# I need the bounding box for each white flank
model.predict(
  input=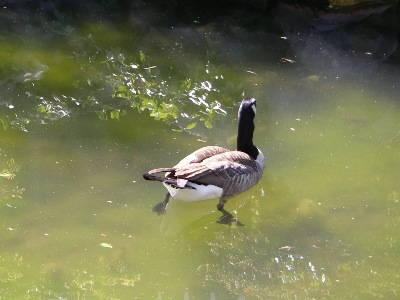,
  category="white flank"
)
[163,182,223,202]
[256,148,265,170]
